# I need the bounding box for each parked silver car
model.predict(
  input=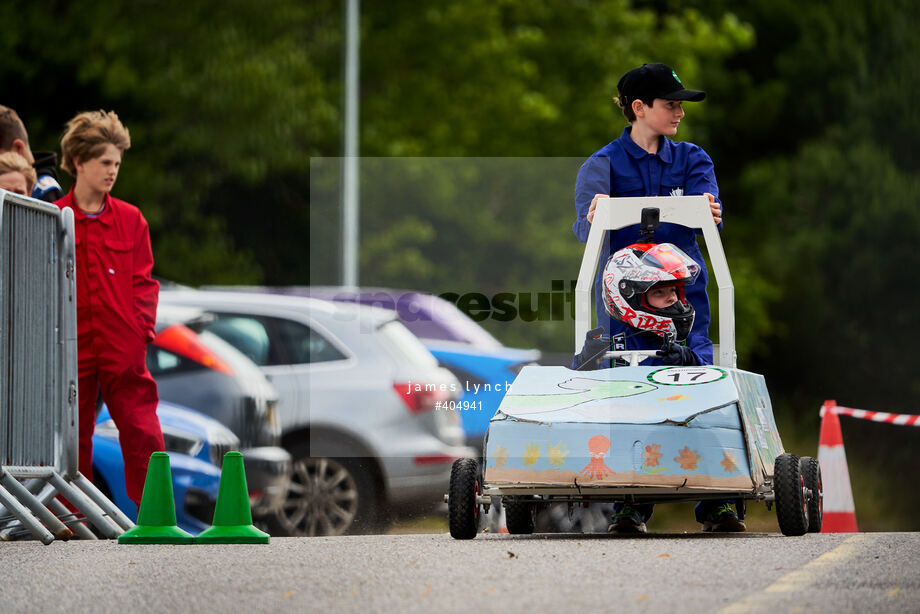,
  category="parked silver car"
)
[158,290,475,536]
[150,305,291,522]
